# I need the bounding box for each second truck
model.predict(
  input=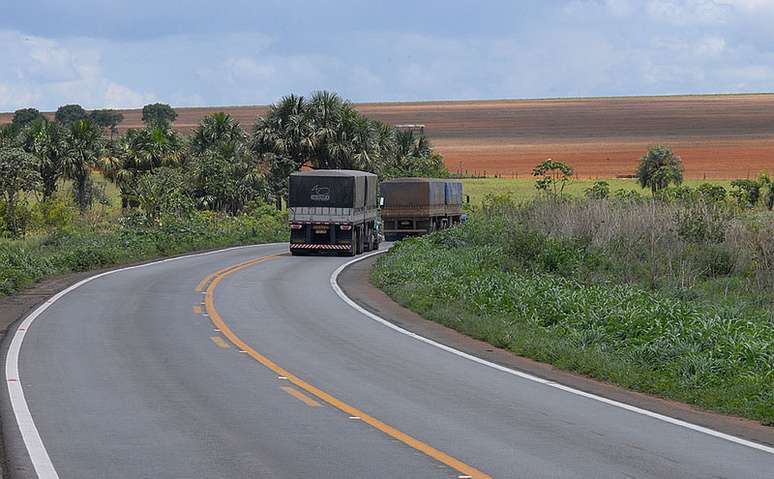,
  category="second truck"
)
[380,177,463,241]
